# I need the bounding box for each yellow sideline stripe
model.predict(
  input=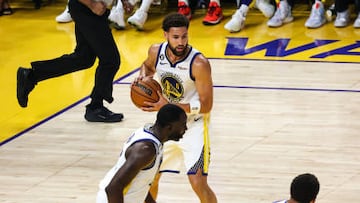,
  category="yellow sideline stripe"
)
[203,113,211,174]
